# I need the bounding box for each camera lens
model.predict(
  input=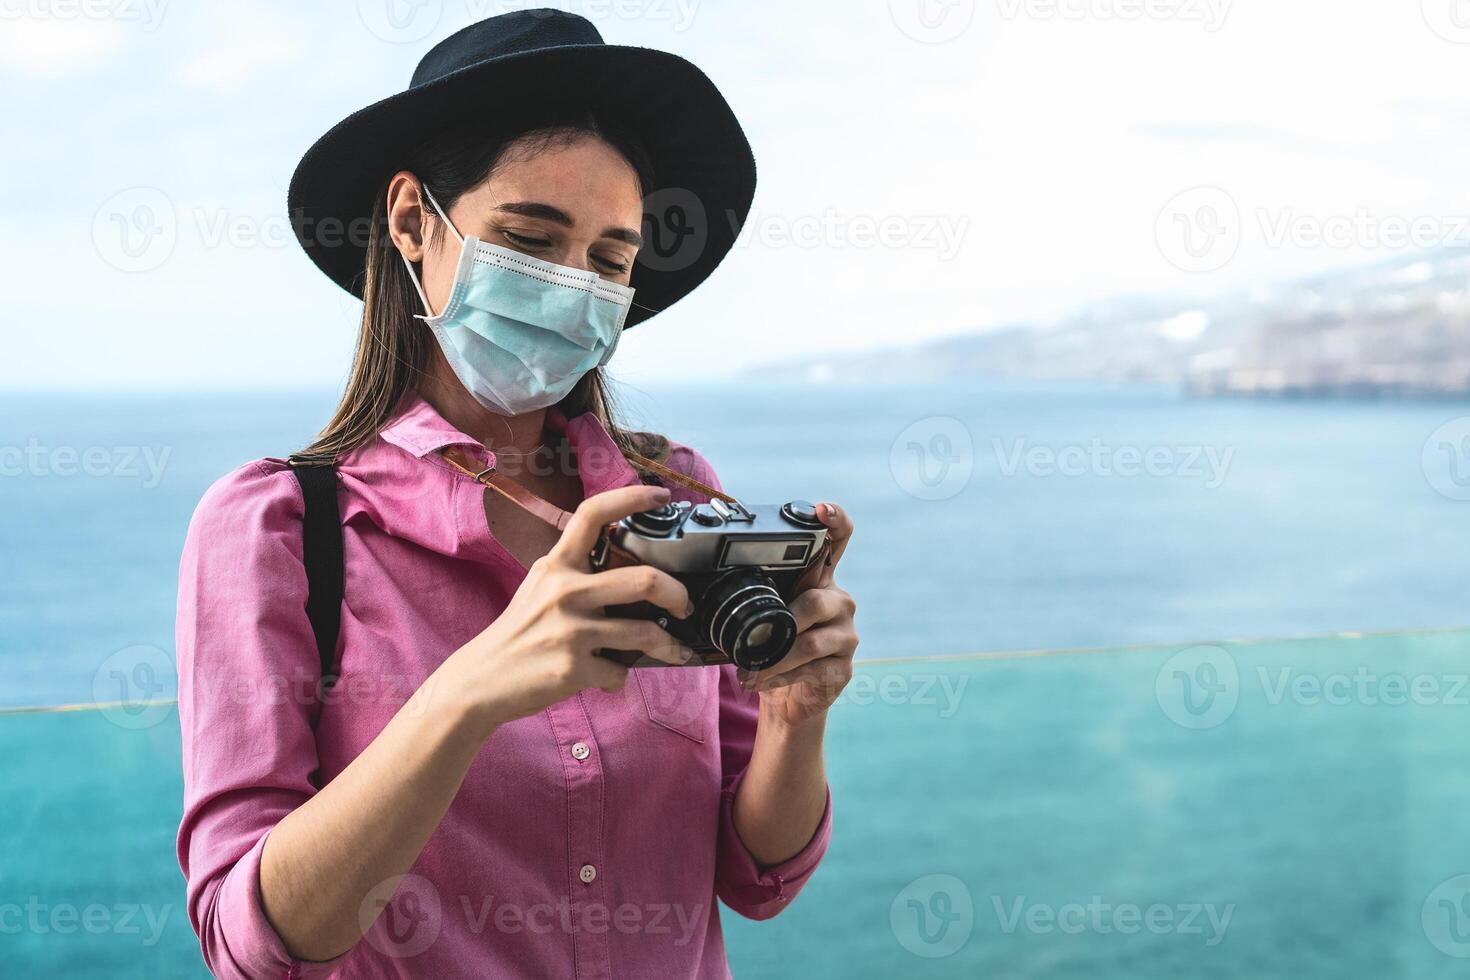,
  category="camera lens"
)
[702,569,798,671]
